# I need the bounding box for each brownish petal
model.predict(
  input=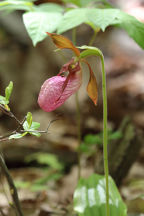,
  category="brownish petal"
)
[46,32,80,57]
[83,59,98,105]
